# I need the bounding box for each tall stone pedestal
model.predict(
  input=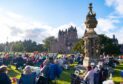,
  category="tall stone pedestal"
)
[82,3,100,67]
[83,57,90,67]
[82,35,99,67]
[83,56,99,67]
